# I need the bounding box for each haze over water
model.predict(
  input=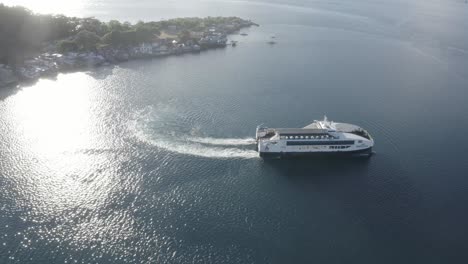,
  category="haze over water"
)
[1,0,468,263]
